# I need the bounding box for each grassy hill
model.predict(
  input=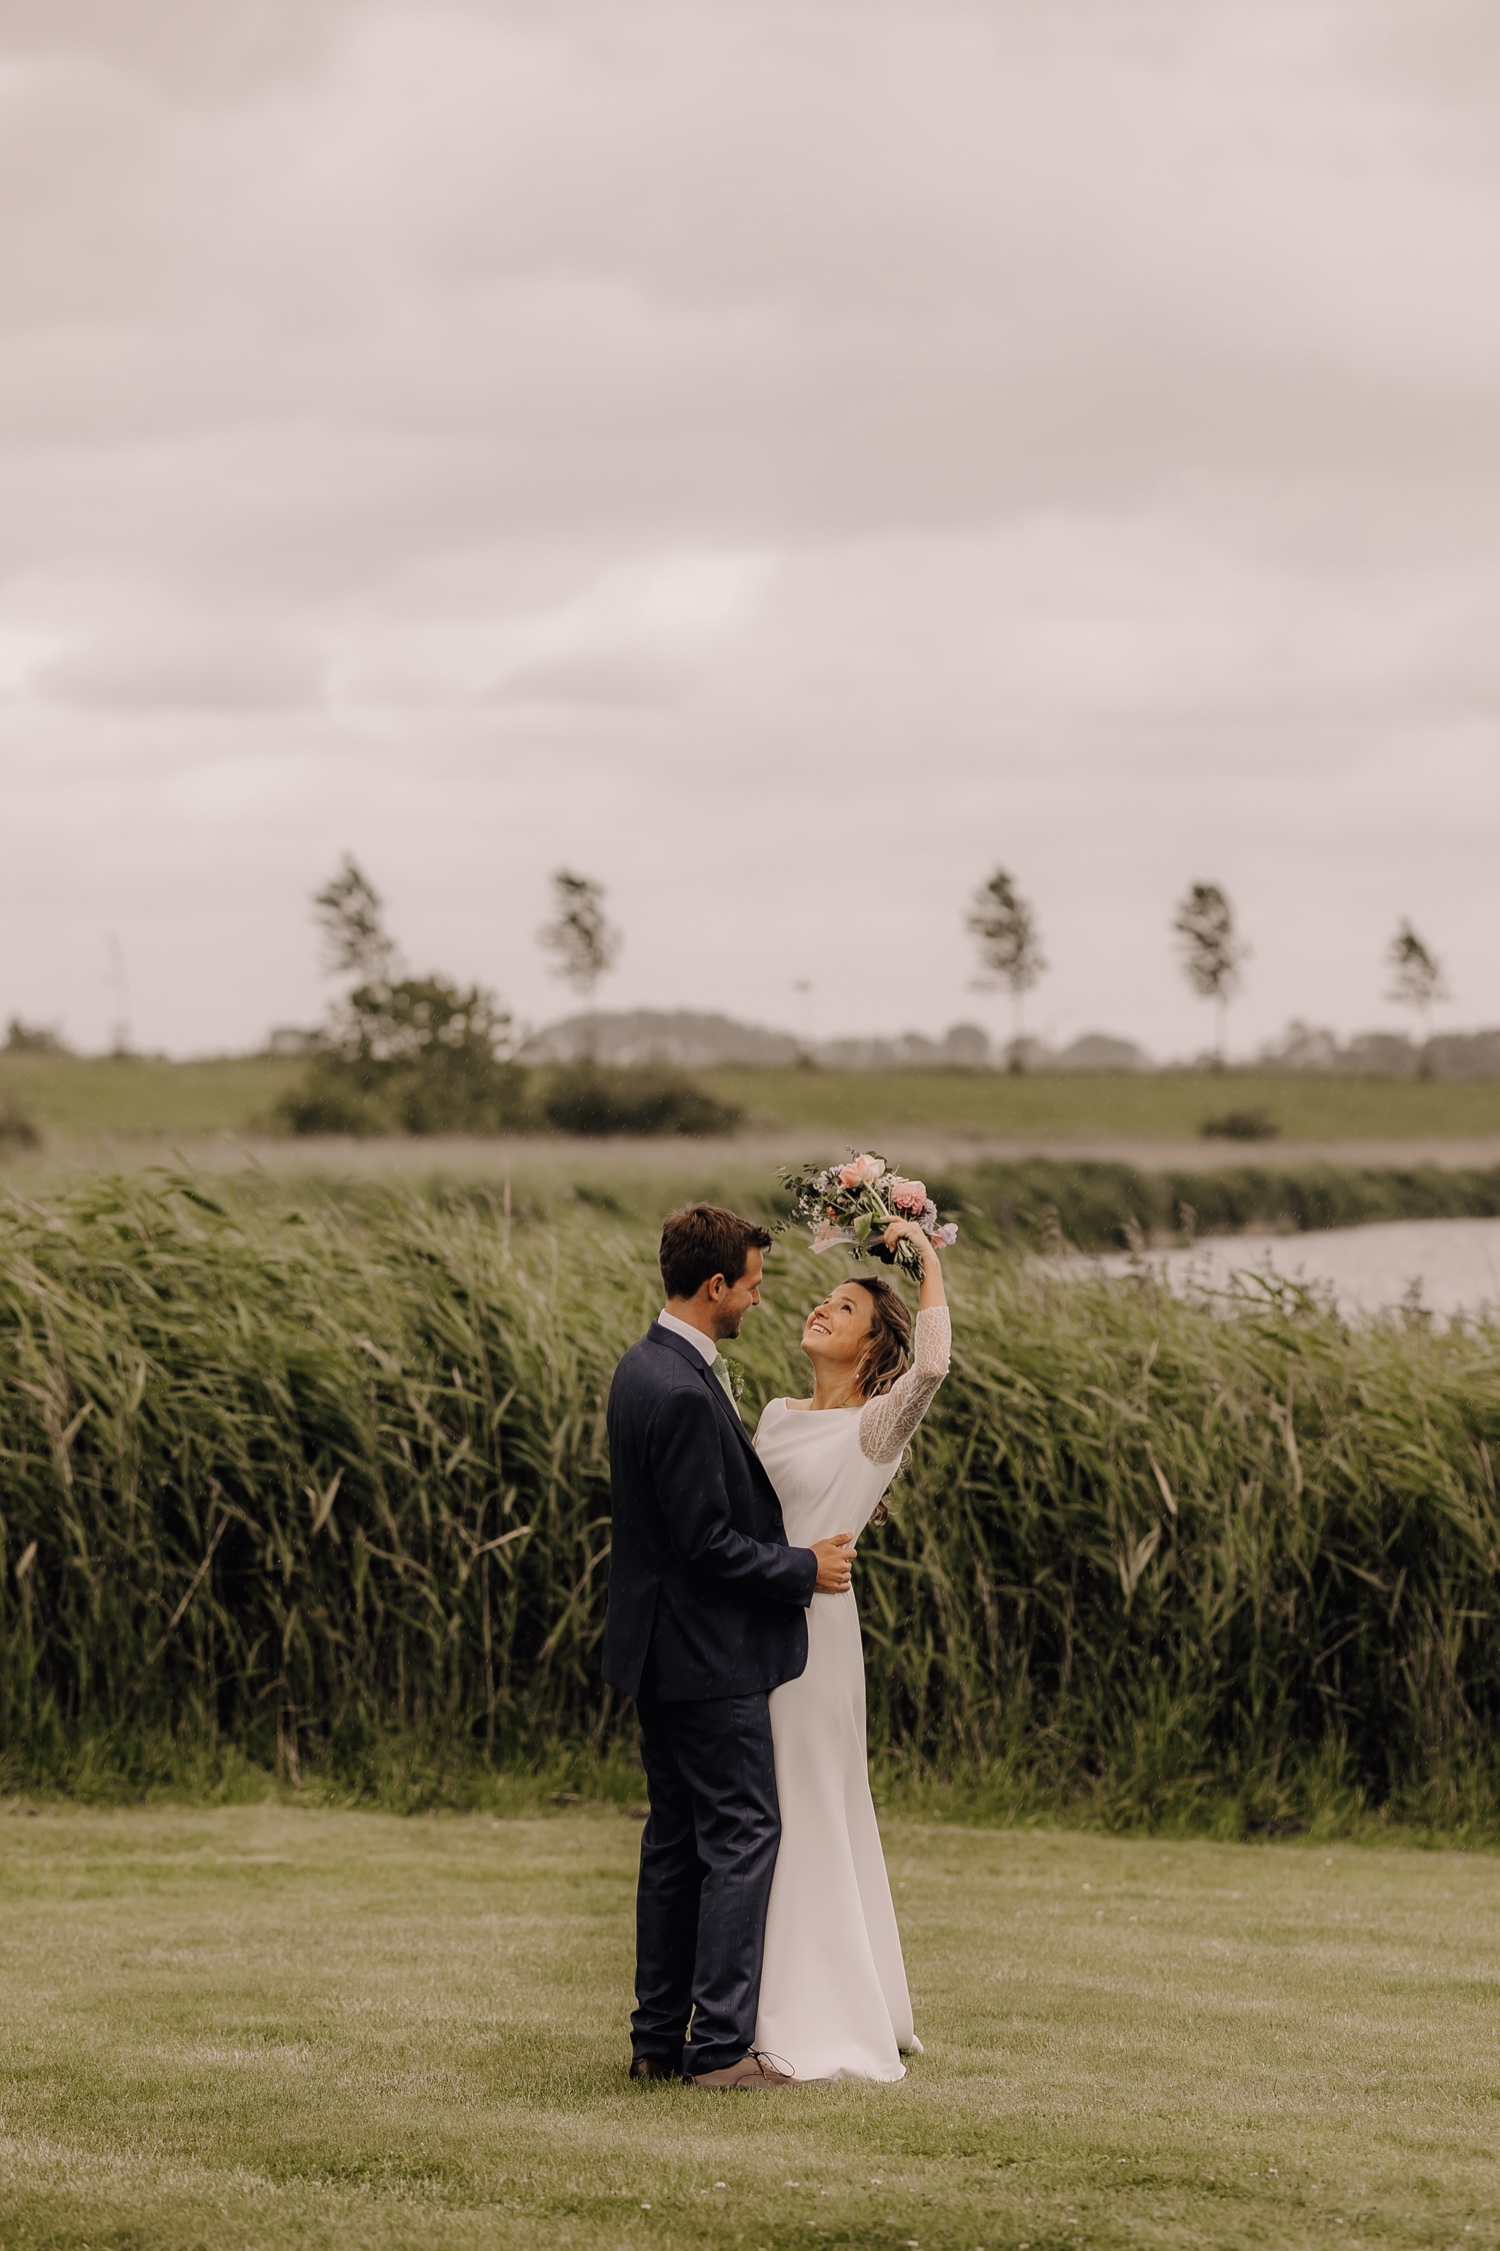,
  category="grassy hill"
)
[0,1052,301,1138]
[702,1065,1500,1141]
[3,1052,1500,1148]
